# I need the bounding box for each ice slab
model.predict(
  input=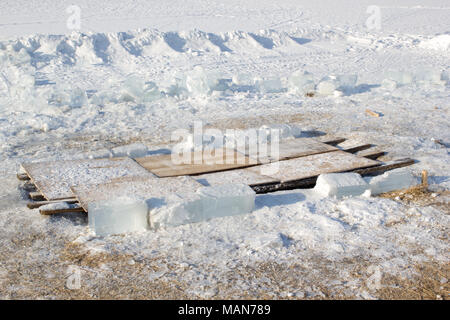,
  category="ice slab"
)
[316,80,336,96]
[385,71,413,86]
[88,198,149,236]
[288,71,315,95]
[112,143,148,158]
[366,169,417,195]
[314,172,369,198]
[256,77,285,94]
[185,66,210,96]
[149,183,256,229]
[197,183,256,218]
[337,74,357,93]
